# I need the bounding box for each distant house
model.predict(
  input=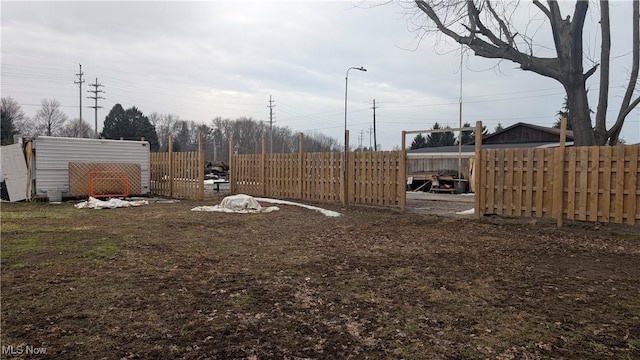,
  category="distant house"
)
[406,122,574,190]
[470,122,574,145]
